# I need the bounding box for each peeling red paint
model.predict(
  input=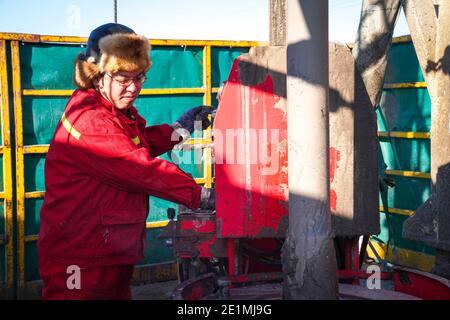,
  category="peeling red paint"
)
[329,146,340,212]
[214,55,288,238]
[180,219,215,233]
[330,189,337,212]
[329,146,340,183]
